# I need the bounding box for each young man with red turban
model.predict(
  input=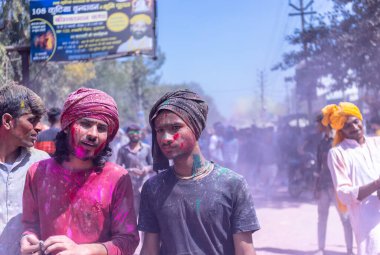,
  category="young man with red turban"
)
[138,89,260,255]
[20,88,139,255]
[323,102,380,255]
